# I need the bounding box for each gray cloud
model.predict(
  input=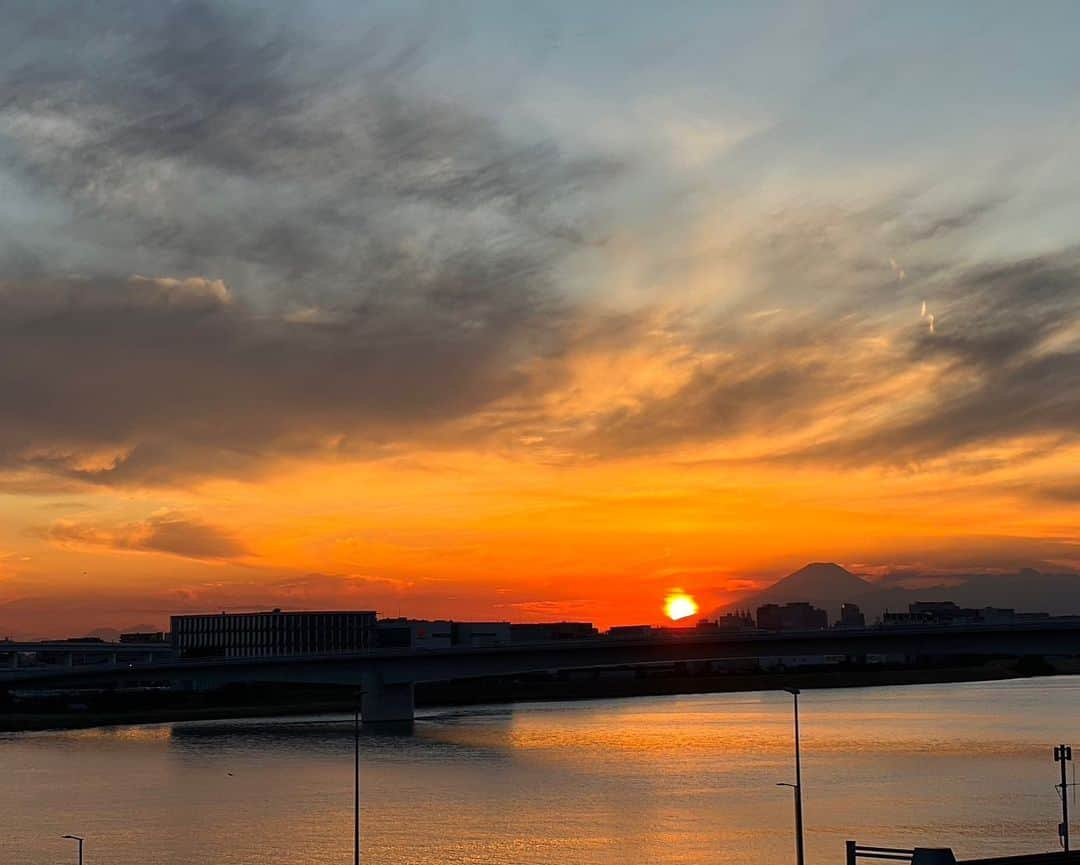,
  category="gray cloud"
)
[0,272,565,484]
[46,512,247,560]
[571,247,1080,467]
[0,1,1076,489]
[1038,483,1080,503]
[0,1,617,296]
[794,251,1080,466]
[0,1,620,485]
